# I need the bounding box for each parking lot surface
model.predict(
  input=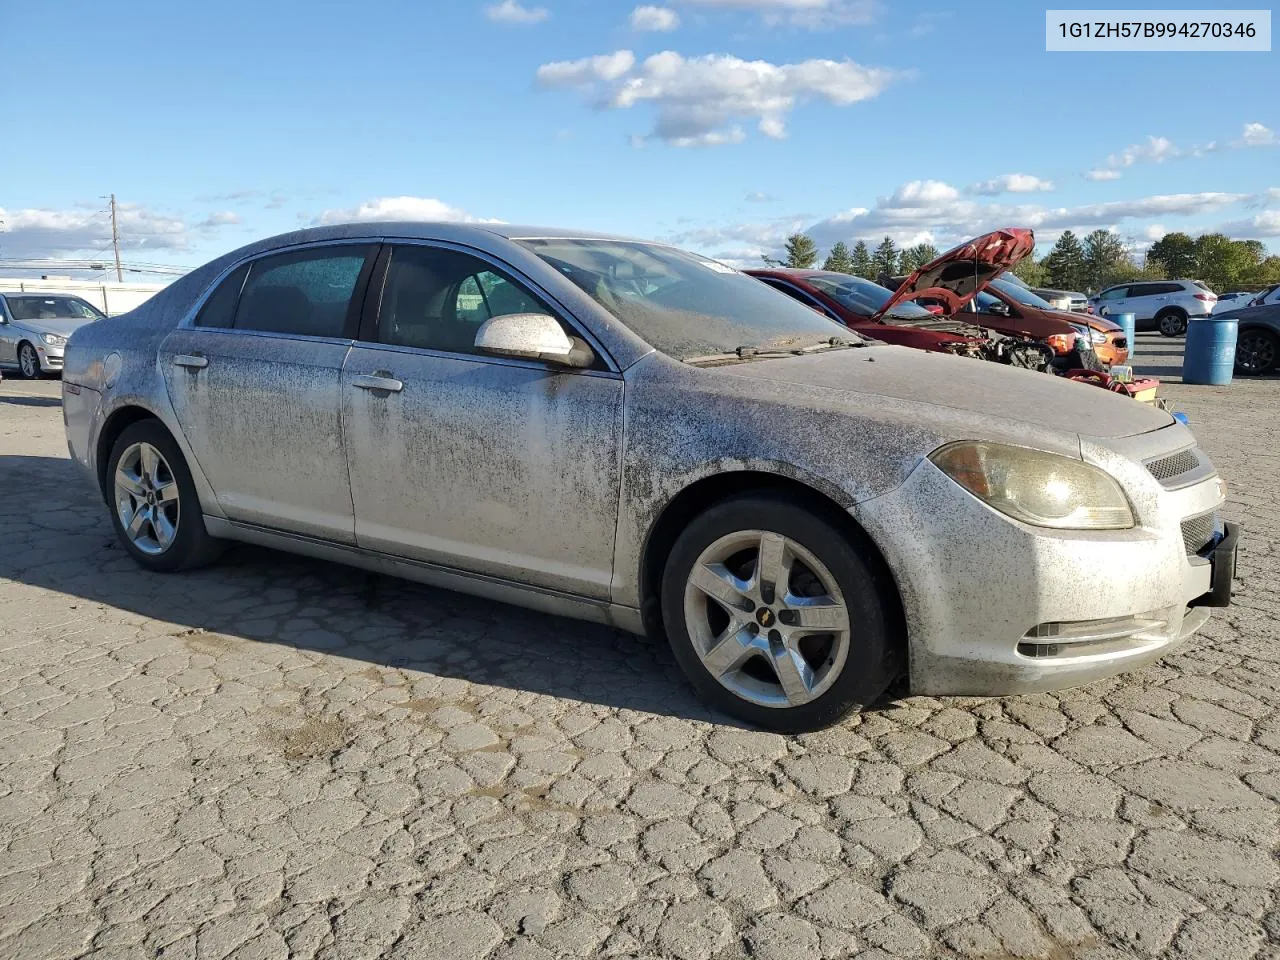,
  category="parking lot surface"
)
[2,335,1278,960]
